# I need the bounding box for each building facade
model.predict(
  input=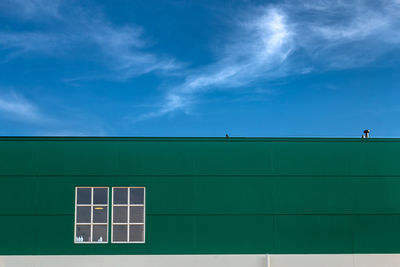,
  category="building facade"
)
[1,137,400,267]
